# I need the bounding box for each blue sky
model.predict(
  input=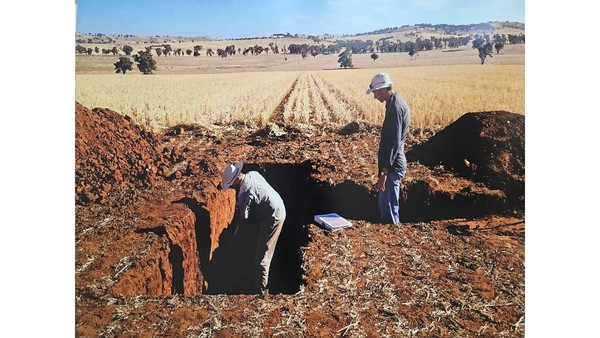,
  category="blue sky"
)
[75,0,525,39]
